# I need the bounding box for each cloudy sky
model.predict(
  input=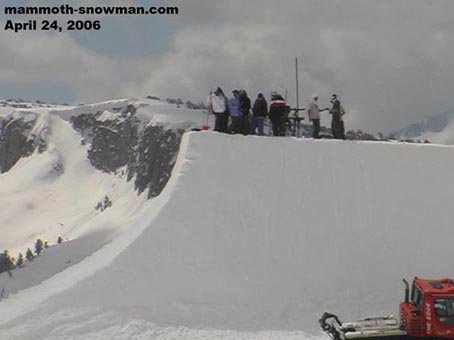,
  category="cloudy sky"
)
[1,0,454,133]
